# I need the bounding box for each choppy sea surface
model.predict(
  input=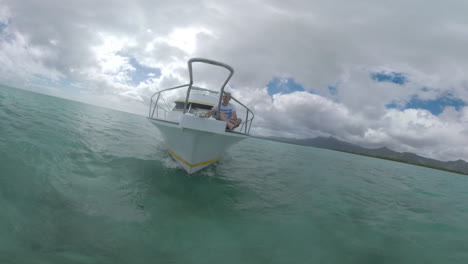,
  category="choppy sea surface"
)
[1,85,468,264]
